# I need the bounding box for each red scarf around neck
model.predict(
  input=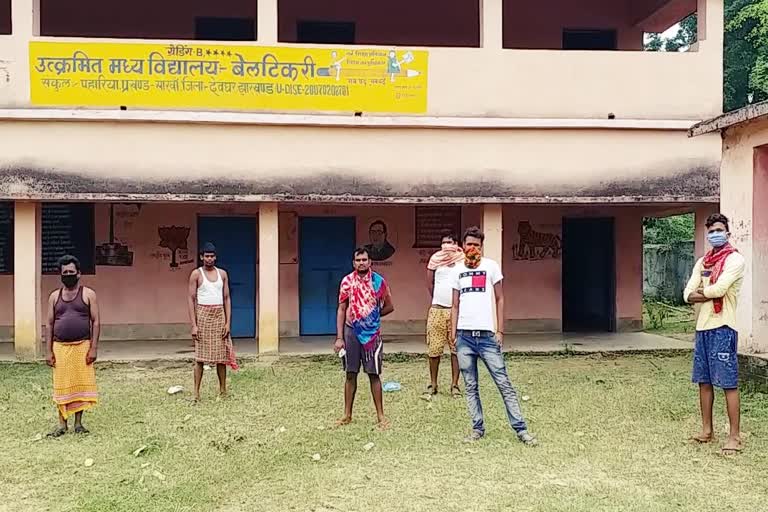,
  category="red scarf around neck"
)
[702,243,738,314]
